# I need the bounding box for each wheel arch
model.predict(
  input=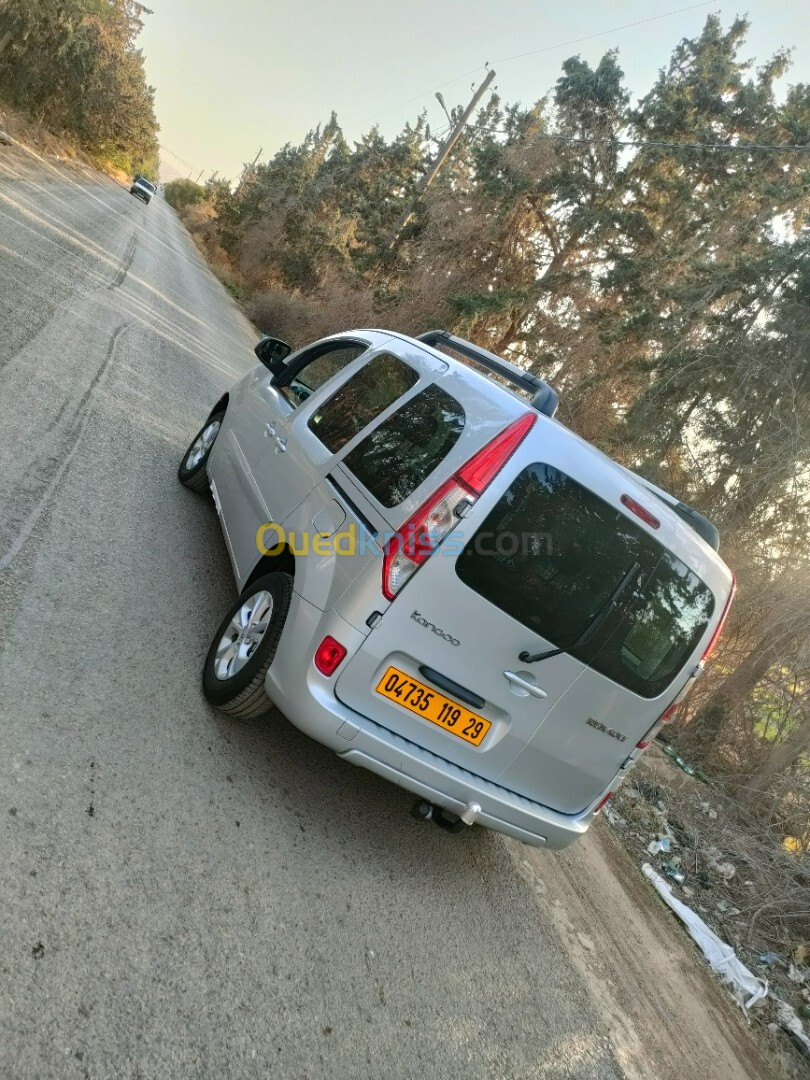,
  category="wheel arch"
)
[242,546,296,593]
[206,393,229,422]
